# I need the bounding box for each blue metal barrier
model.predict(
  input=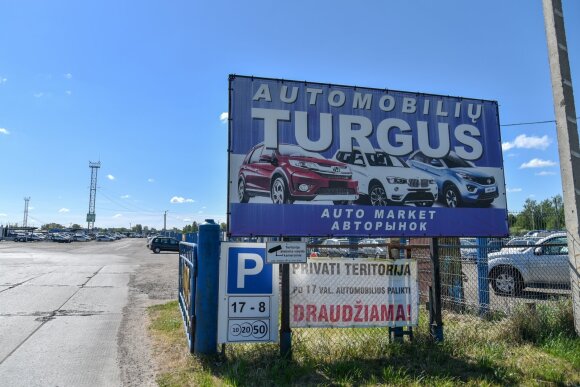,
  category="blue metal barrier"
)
[178,242,197,353]
[185,233,198,243]
[476,237,490,315]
